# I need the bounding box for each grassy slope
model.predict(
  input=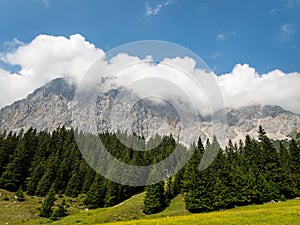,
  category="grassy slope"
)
[103,199,300,225]
[0,189,46,225]
[1,189,300,225]
[51,193,191,225]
